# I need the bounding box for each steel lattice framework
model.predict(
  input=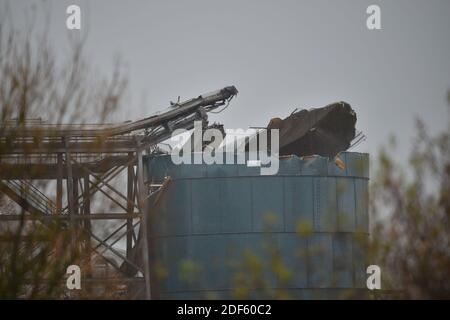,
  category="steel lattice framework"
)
[0,86,238,299]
